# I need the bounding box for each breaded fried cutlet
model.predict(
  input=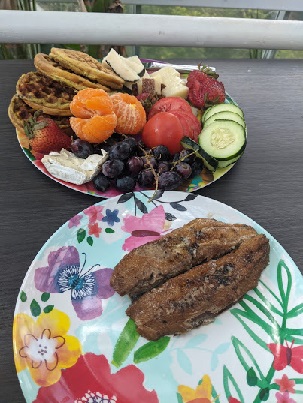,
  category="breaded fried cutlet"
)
[16,71,75,116]
[127,234,270,340]
[34,53,111,91]
[110,218,258,299]
[49,47,125,90]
